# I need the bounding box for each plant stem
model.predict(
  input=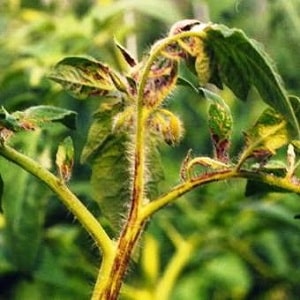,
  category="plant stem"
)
[0,143,114,258]
[141,168,300,220]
